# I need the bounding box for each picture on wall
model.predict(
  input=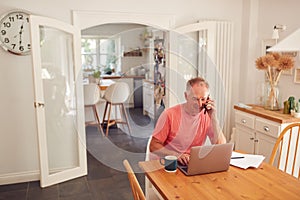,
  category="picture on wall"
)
[261,39,297,76]
[295,68,300,83]
[262,39,276,55]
